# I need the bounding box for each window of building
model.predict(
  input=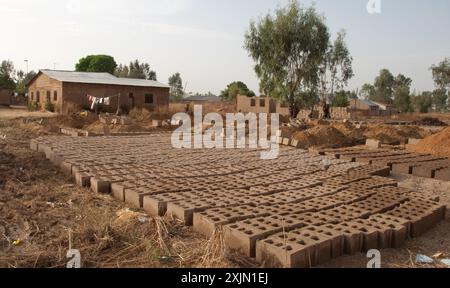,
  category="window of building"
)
[260,99,265,107]
[36,91,40,102]
[53,91,58,102]
[145,93,154,104]
[46,91,51,102]
[31,92,34,101]
[250,99,256,107]
[280,102,288,108]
